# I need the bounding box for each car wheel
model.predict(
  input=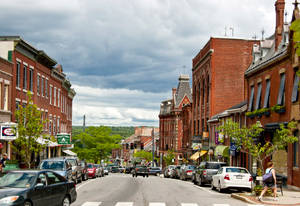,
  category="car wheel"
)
[62,196,70,206]
[24,201,32,206]
[199,177,204,186]
[147,174,149,178]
